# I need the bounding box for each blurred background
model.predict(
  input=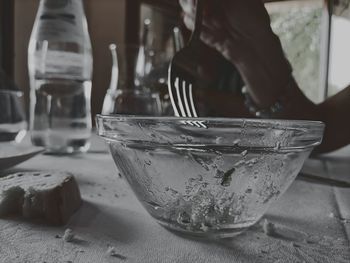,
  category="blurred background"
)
[1,0,350,120]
